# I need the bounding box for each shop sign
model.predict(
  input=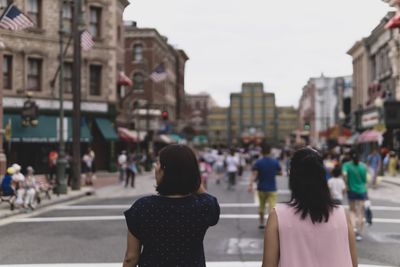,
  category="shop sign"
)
[361,110,380,129]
